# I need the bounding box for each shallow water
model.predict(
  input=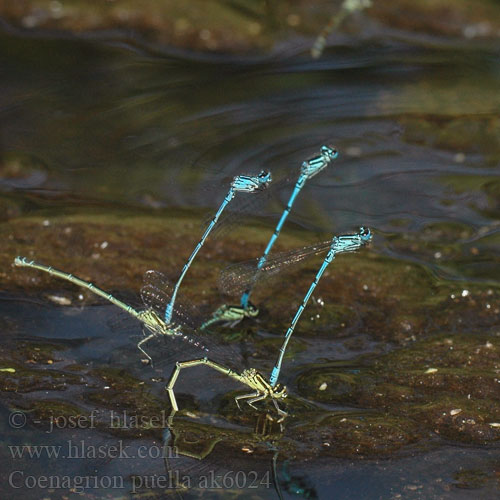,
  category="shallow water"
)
[0,7,499,500]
